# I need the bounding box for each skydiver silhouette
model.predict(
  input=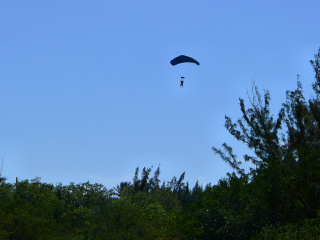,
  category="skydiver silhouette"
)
[180,77,184,88]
